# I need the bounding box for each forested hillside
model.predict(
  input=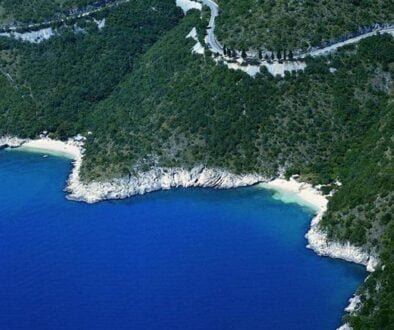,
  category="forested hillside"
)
[0,0,99,25]
[0,1,393,328]
[216,0,394,50]
[0,0,182,137]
